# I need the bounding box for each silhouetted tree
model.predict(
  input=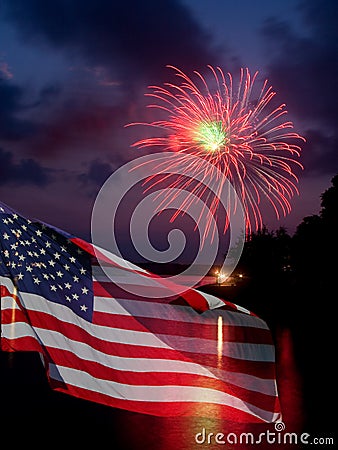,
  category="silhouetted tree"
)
[239,225,292,280]
[320,174,338,227]
[292,214,323,281]
[292,173,338,282]
[289,174,338,436]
